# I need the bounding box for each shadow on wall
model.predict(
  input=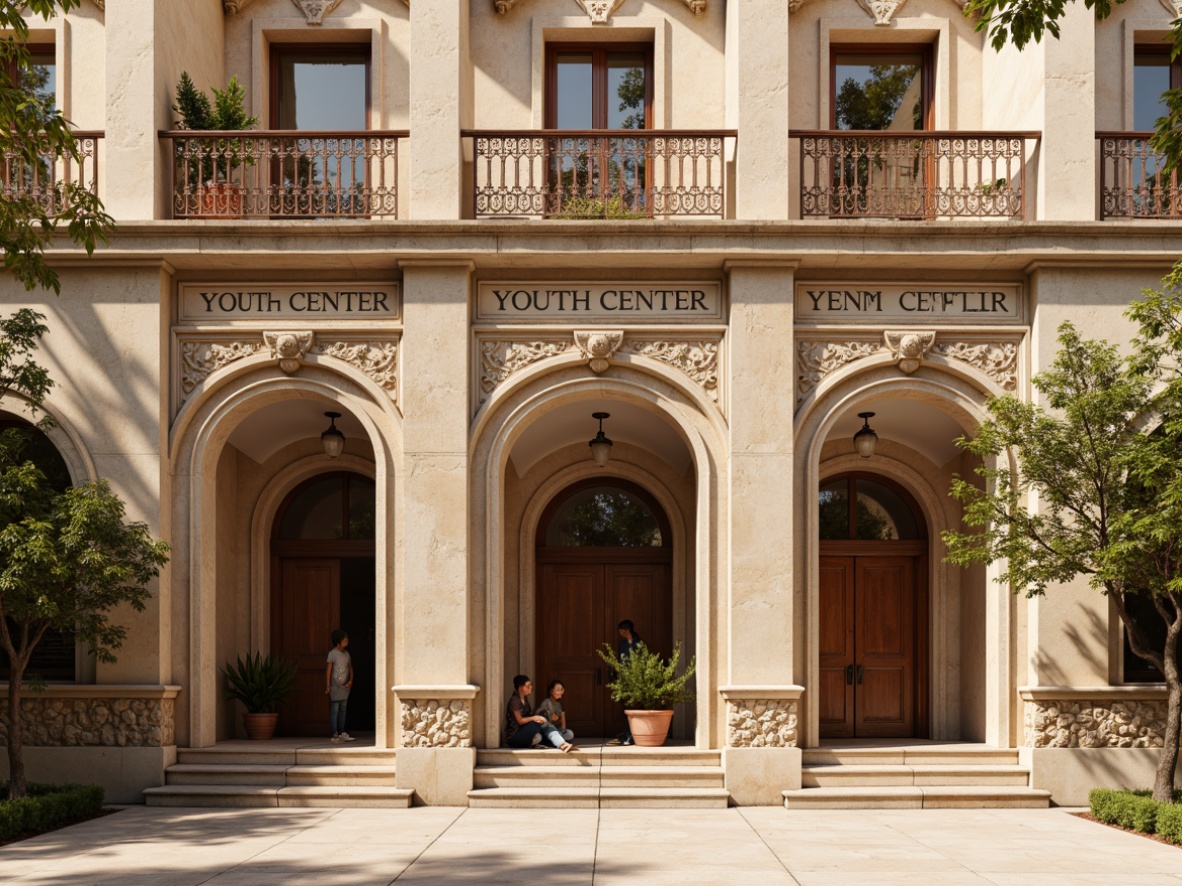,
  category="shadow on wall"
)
[1029,604,1108,687]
